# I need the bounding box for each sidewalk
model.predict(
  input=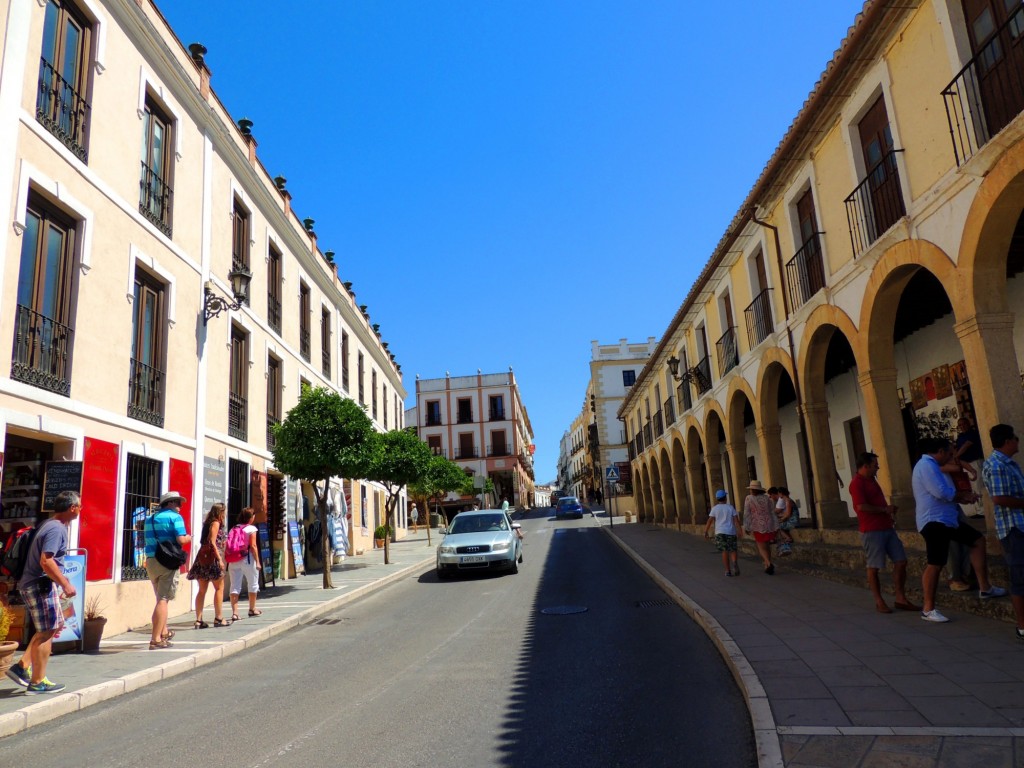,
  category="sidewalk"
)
[0,535,437,739]
[601,517,1024,768]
